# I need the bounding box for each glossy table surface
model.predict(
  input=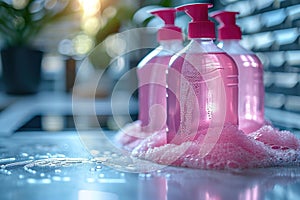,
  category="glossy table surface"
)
[0,92,299,200]
[0,131,300,200]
